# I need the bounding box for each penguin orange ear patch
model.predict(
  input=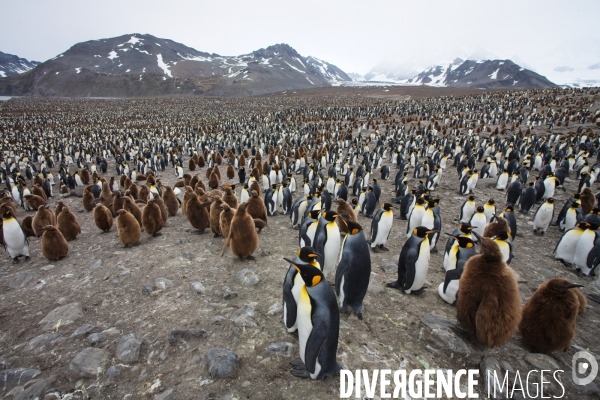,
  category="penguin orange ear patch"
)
[352,228,359,235]
[312,276,321,286]
[413,228,417,235]
[466,243,474,248]
[297,249,301,256]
